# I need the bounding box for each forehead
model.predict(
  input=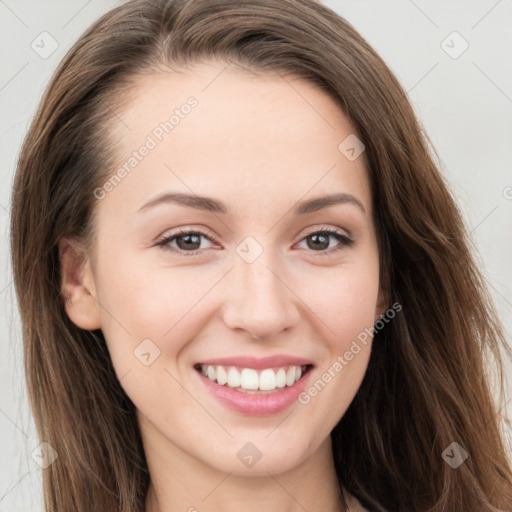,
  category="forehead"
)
[101,60,372,220]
